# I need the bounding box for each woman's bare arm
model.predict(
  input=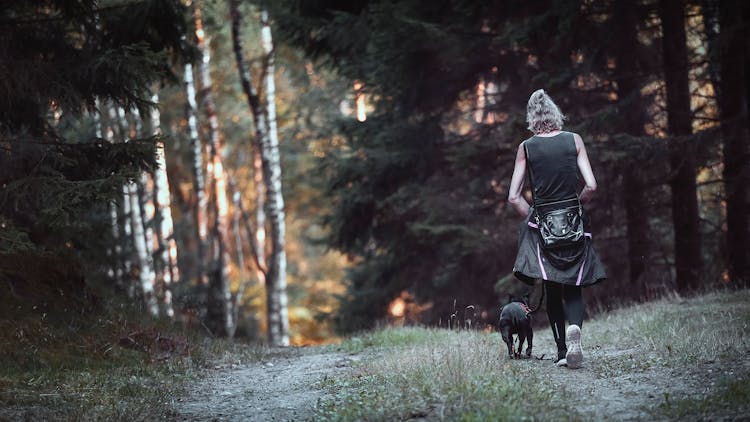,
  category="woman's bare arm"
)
[508,143,531,217]
[574,133,597,204]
